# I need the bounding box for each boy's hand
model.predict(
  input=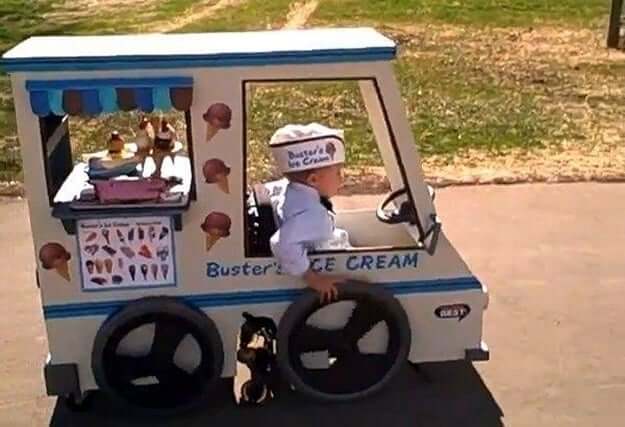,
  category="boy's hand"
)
[303,270,344,304]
